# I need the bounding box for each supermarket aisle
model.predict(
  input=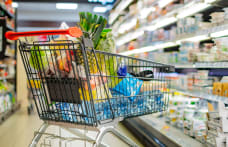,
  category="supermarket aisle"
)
[0,107,42,147]
[0,107,143,147]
